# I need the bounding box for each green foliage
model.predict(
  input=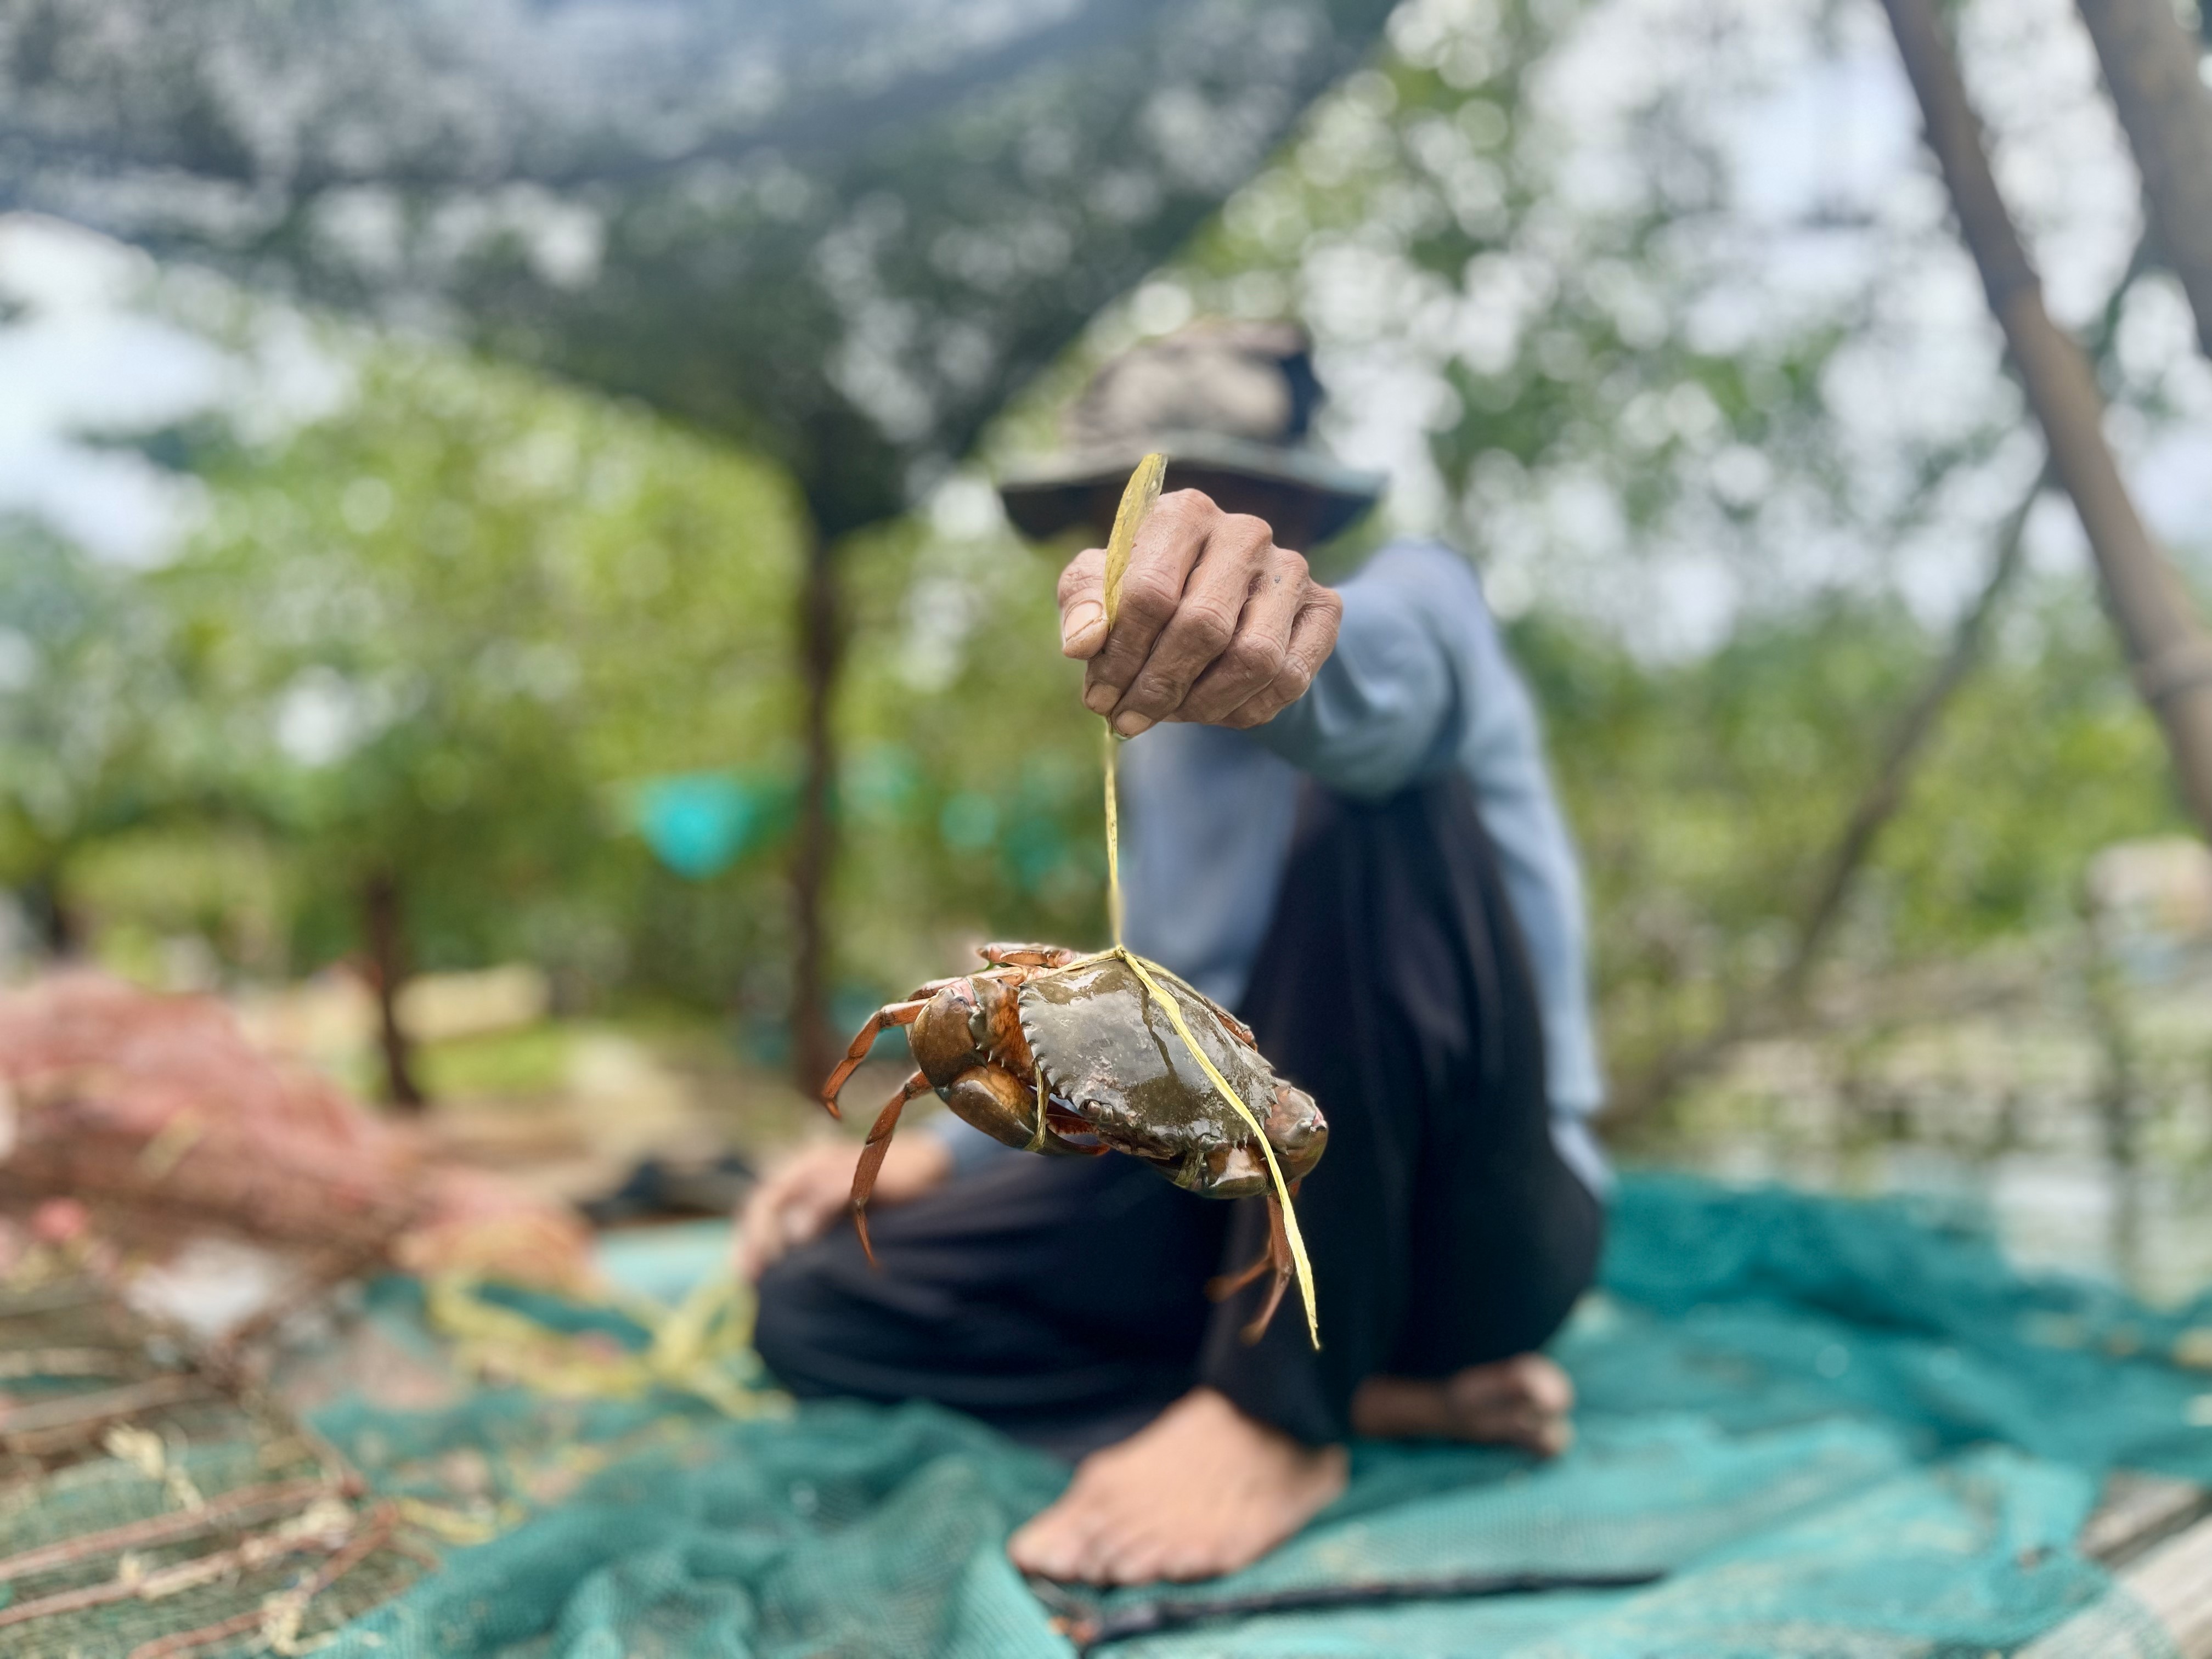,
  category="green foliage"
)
[159,343,805,1000]
[832,507,1109,997]
[0,520,242,944]
[1513,583,2185,1079]
[1879,595,2182,947]
[416,1024,577,1101]
[1146,0,1880,586]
